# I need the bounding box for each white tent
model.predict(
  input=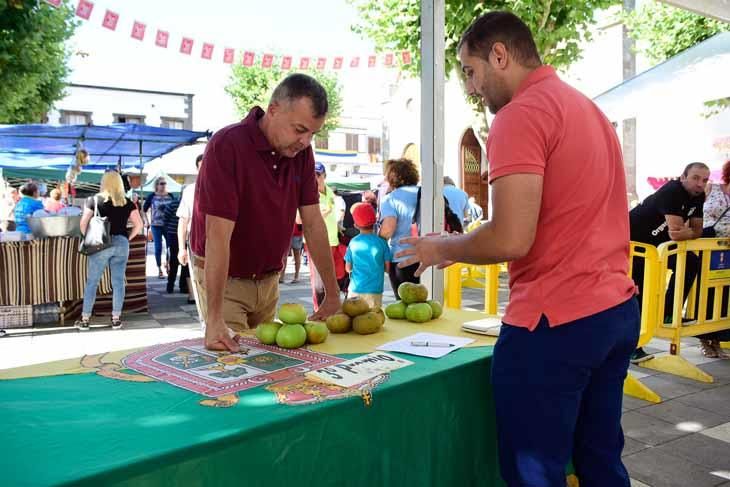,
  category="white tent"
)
[594,32,730,122]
